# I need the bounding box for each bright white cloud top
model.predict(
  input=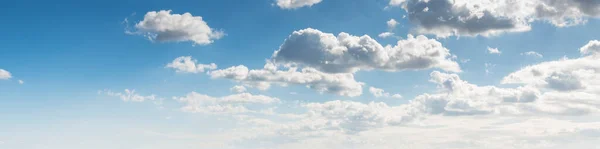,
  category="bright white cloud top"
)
[272,28,461,73]
[133,10,224,45]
